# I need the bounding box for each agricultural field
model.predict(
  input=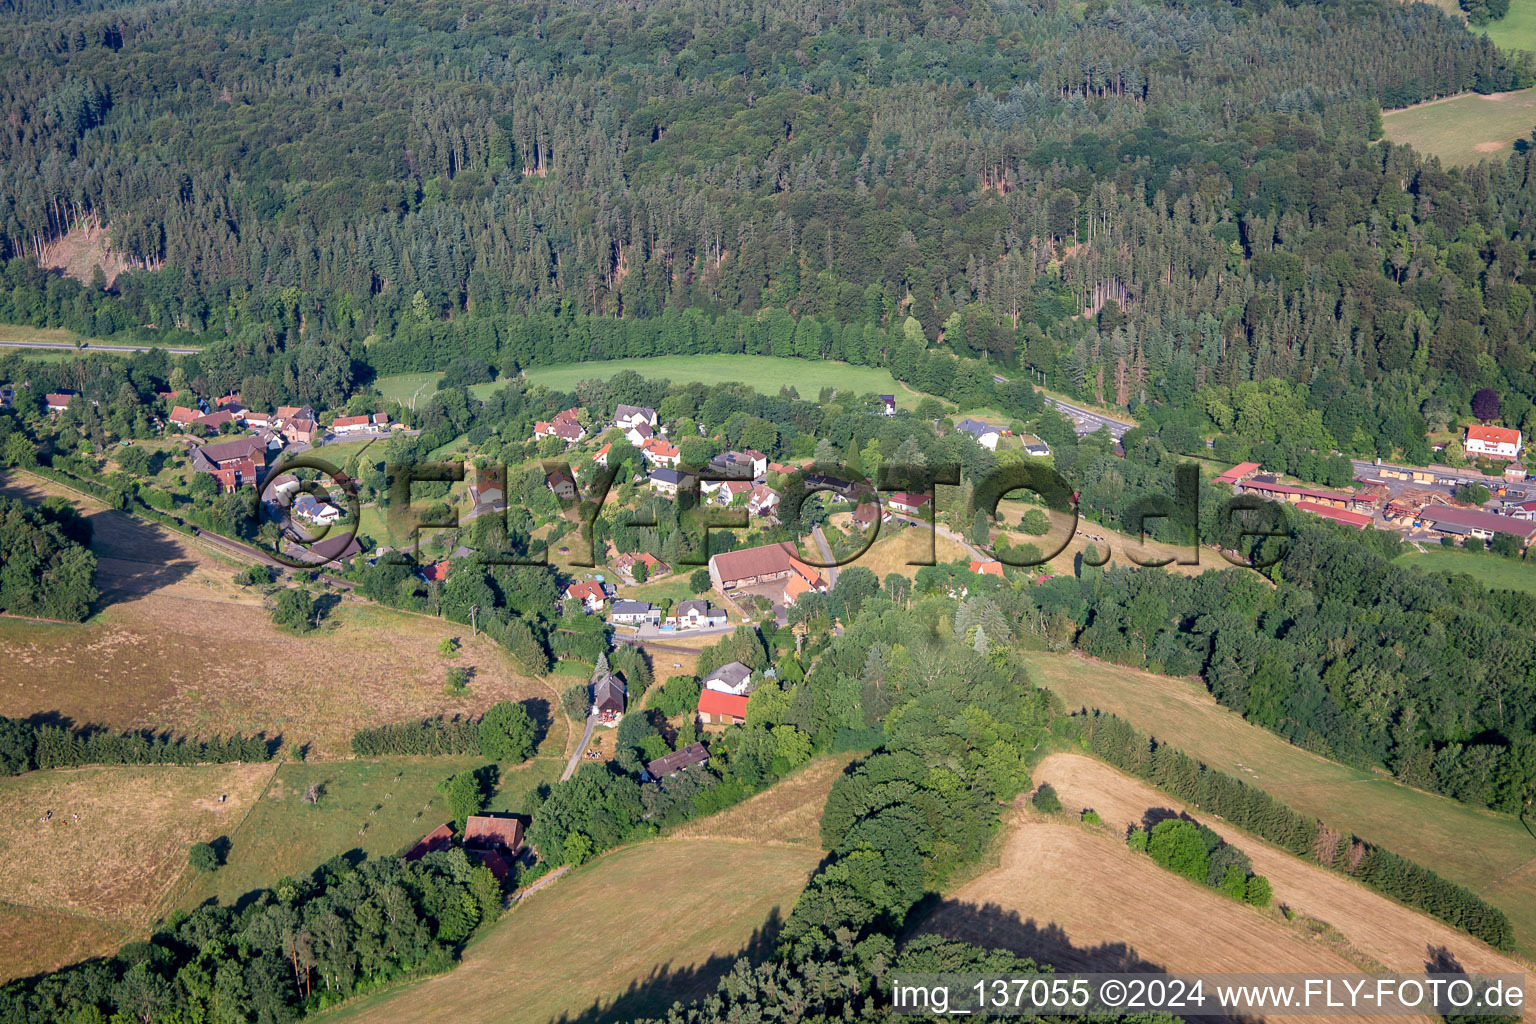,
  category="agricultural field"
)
[1381,87,1536,165]
[179,756,561,913]
[672,754,854,847]
[918,753,1532,1017]
[0,903,130,985]
[1393,546,1536,594]
[991,502,1212,579]
[1024,652,1536,952]
[323,838,822,1024]
[0,762,275,975]
[0,471,571,760]
[522,354,915,406]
